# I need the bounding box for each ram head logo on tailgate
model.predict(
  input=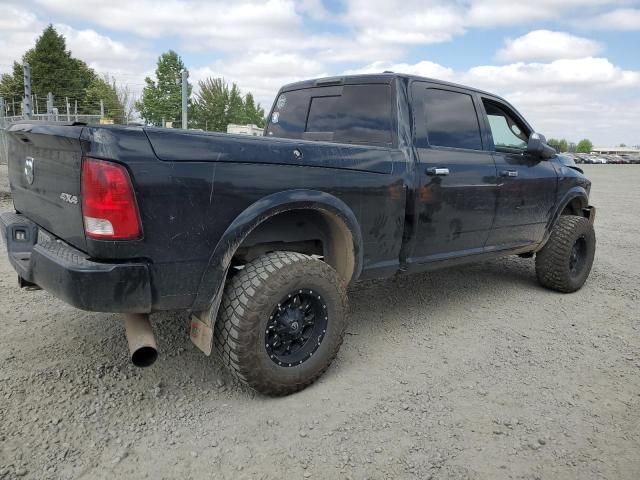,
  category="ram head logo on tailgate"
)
[24,157,35,185]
